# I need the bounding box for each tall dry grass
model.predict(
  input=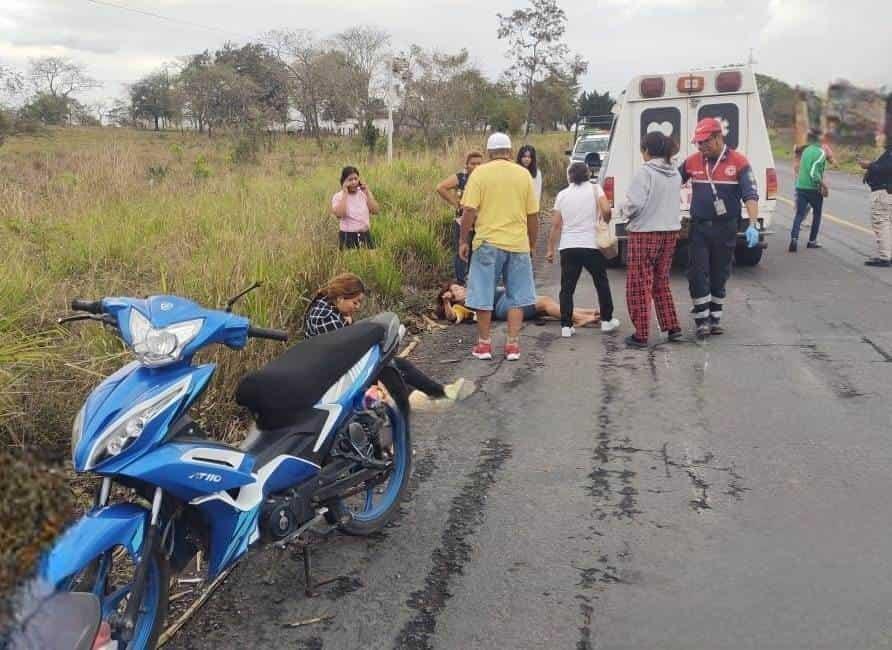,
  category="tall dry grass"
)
[1,127,568,453]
